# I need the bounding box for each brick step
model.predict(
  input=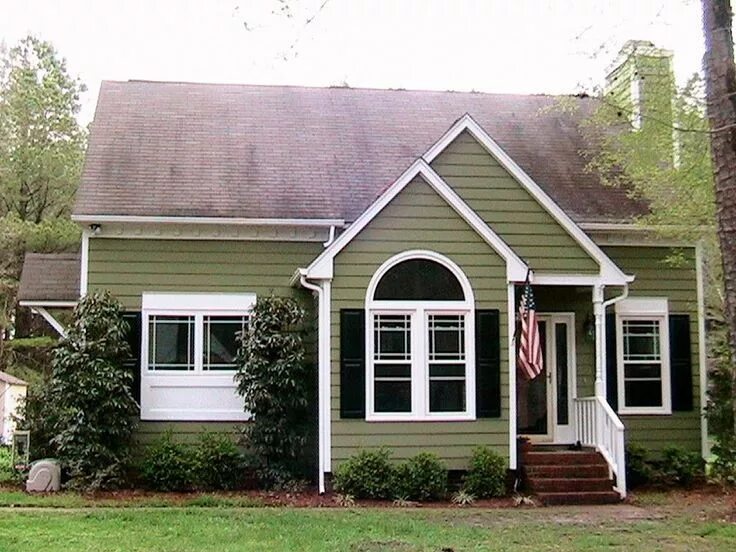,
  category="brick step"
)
[527,477,614,493]
[522,451,607,466]
[524,463,610,479]
[535,491,621,506]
